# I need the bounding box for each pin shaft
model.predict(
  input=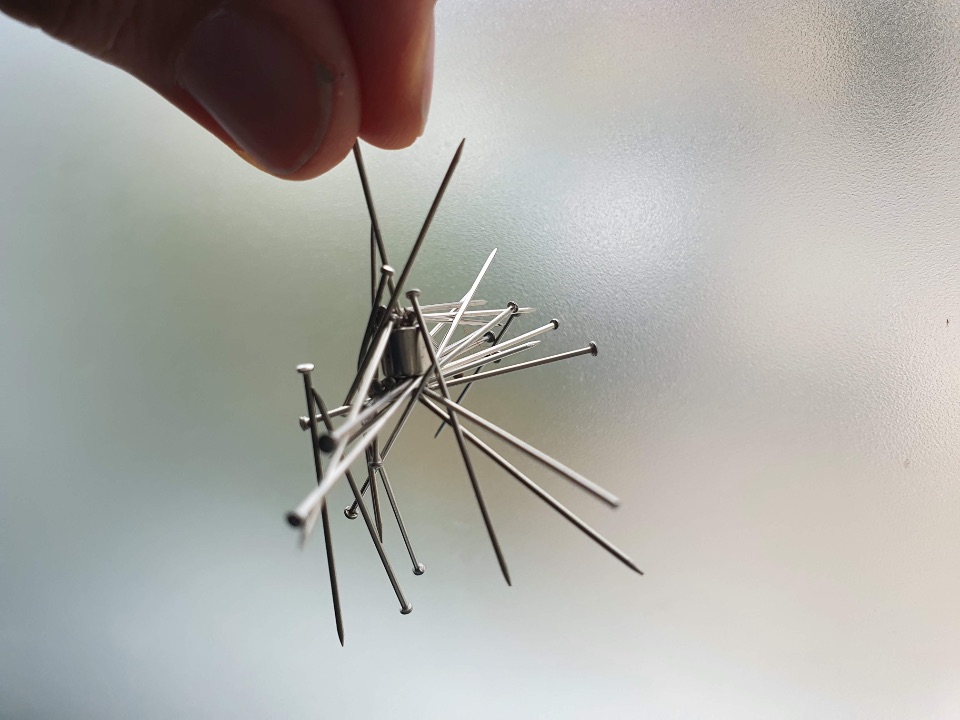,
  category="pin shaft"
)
[298,367,344,645]
[422,387,620,508]
[411,292,512,586]
[443,344,597,389]
[307,386,412,613]
[420,396,642,574]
